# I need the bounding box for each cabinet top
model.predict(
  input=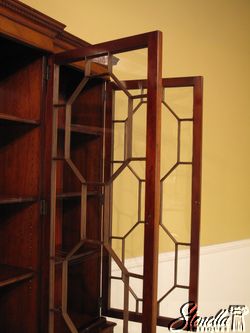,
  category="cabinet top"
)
[0,0,91,53]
